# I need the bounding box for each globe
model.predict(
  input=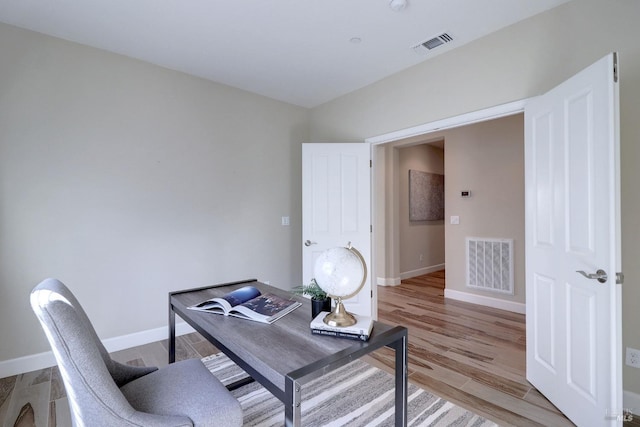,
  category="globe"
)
[314,247,365,299]
[313,243,367,327]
